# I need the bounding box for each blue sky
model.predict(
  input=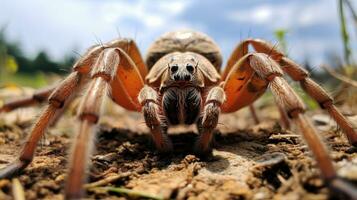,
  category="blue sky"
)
[0,0,356,67]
